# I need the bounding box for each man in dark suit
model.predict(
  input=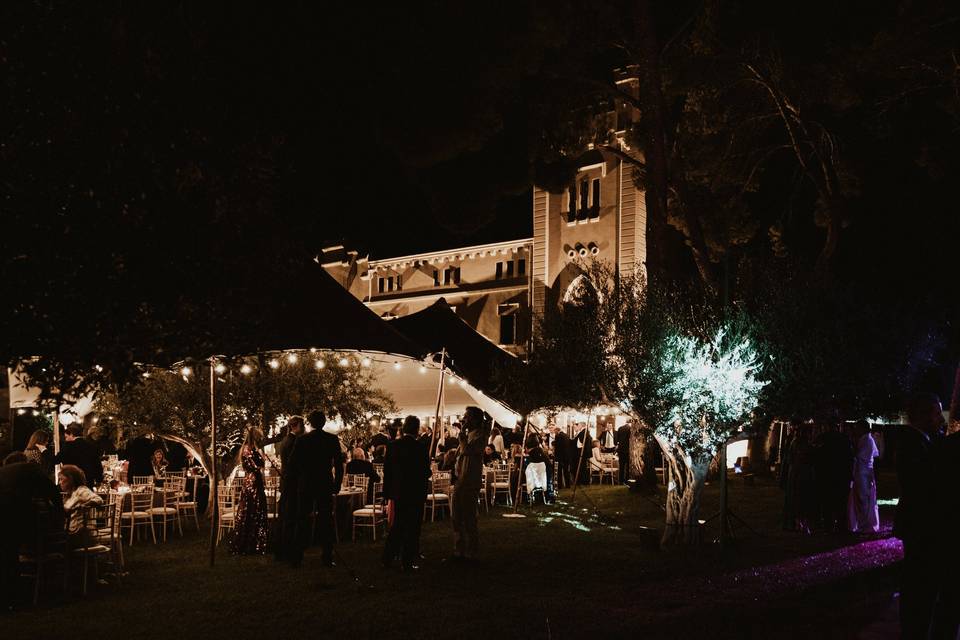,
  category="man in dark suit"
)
[550,426,572,489]
[283,410,343,568]
[1,454,64,611]
[616,422,632,484]
[274,416,305,562]
[56,425,102,487]
[895,392,945,638]
[382,415,431,571]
